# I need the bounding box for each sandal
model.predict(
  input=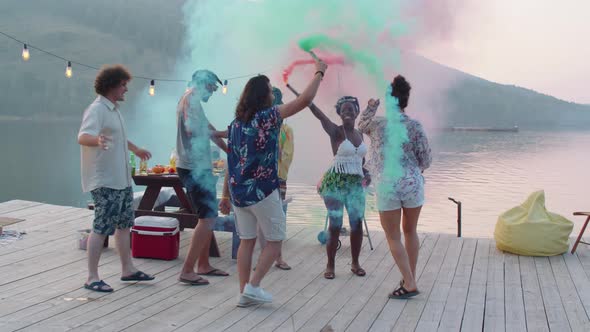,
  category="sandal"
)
[121,271,155,281]
[84,280,113,293]
[324,271,335,280]
[388,285,419,299]
[197,268,229,277]
[351,267,366,277]
[179,276,210,286]
[275,262,292,270]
